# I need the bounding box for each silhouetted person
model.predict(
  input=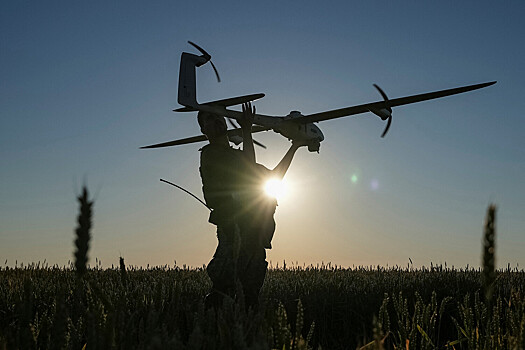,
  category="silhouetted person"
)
[199,102,307,309]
